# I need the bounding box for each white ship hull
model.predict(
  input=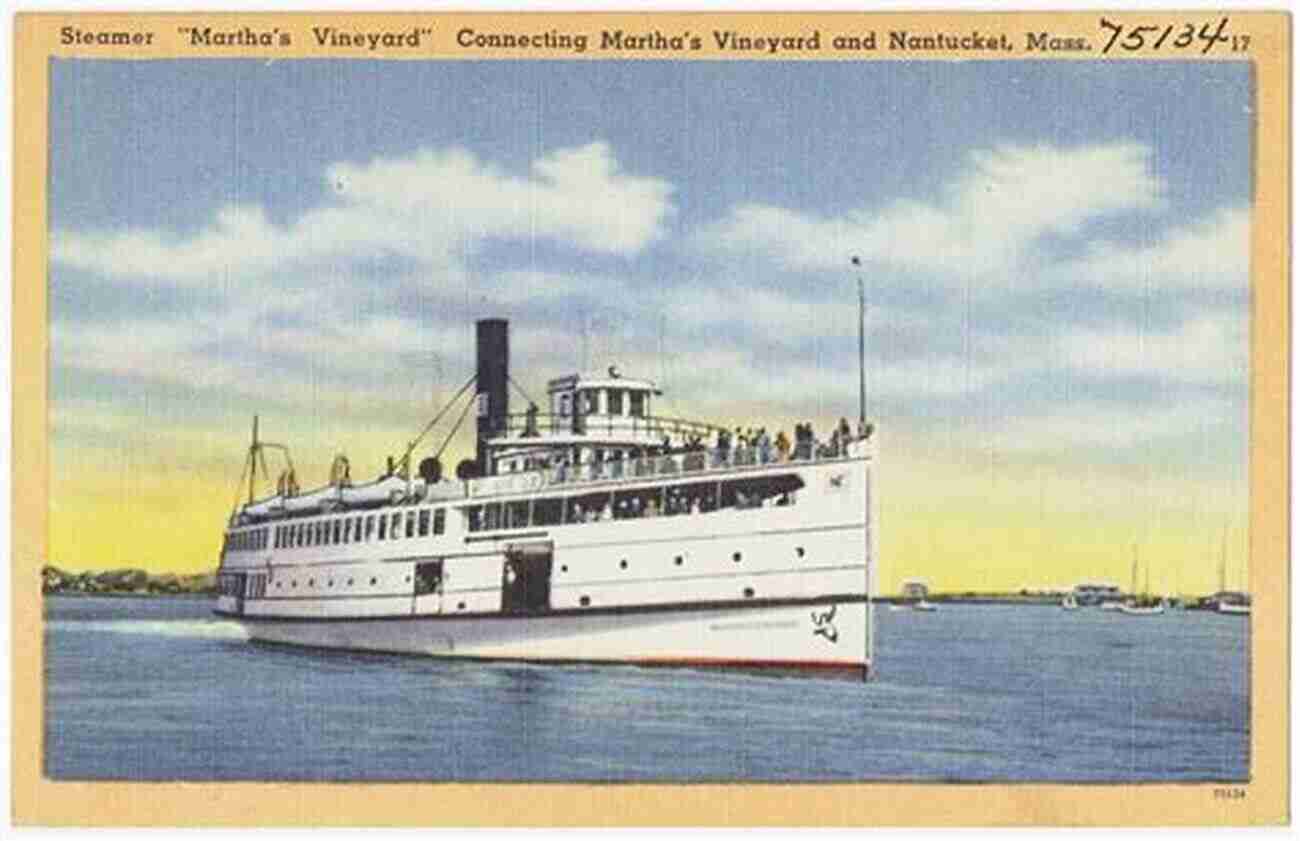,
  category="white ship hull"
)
[233,598,869,677]
[216,319,876,680]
